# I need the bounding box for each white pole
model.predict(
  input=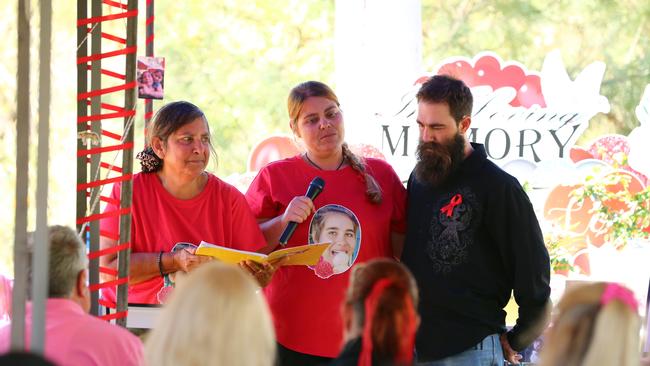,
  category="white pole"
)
[11,0,31,350]
[31,0,52,352]
[335,0,422,146]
